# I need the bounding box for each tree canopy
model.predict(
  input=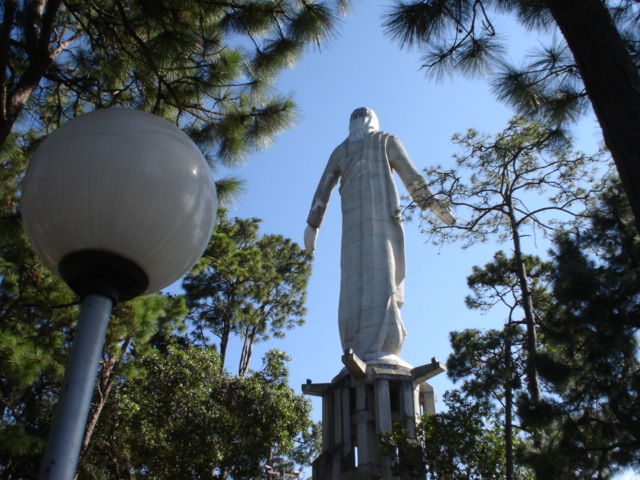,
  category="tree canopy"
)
[1,1,332,476]
[383,0,640,227]
[415,117,605,405]
[79,346,315,479]
[1,0,350,203]
[526,178,640,477]
[183,211,312,376]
